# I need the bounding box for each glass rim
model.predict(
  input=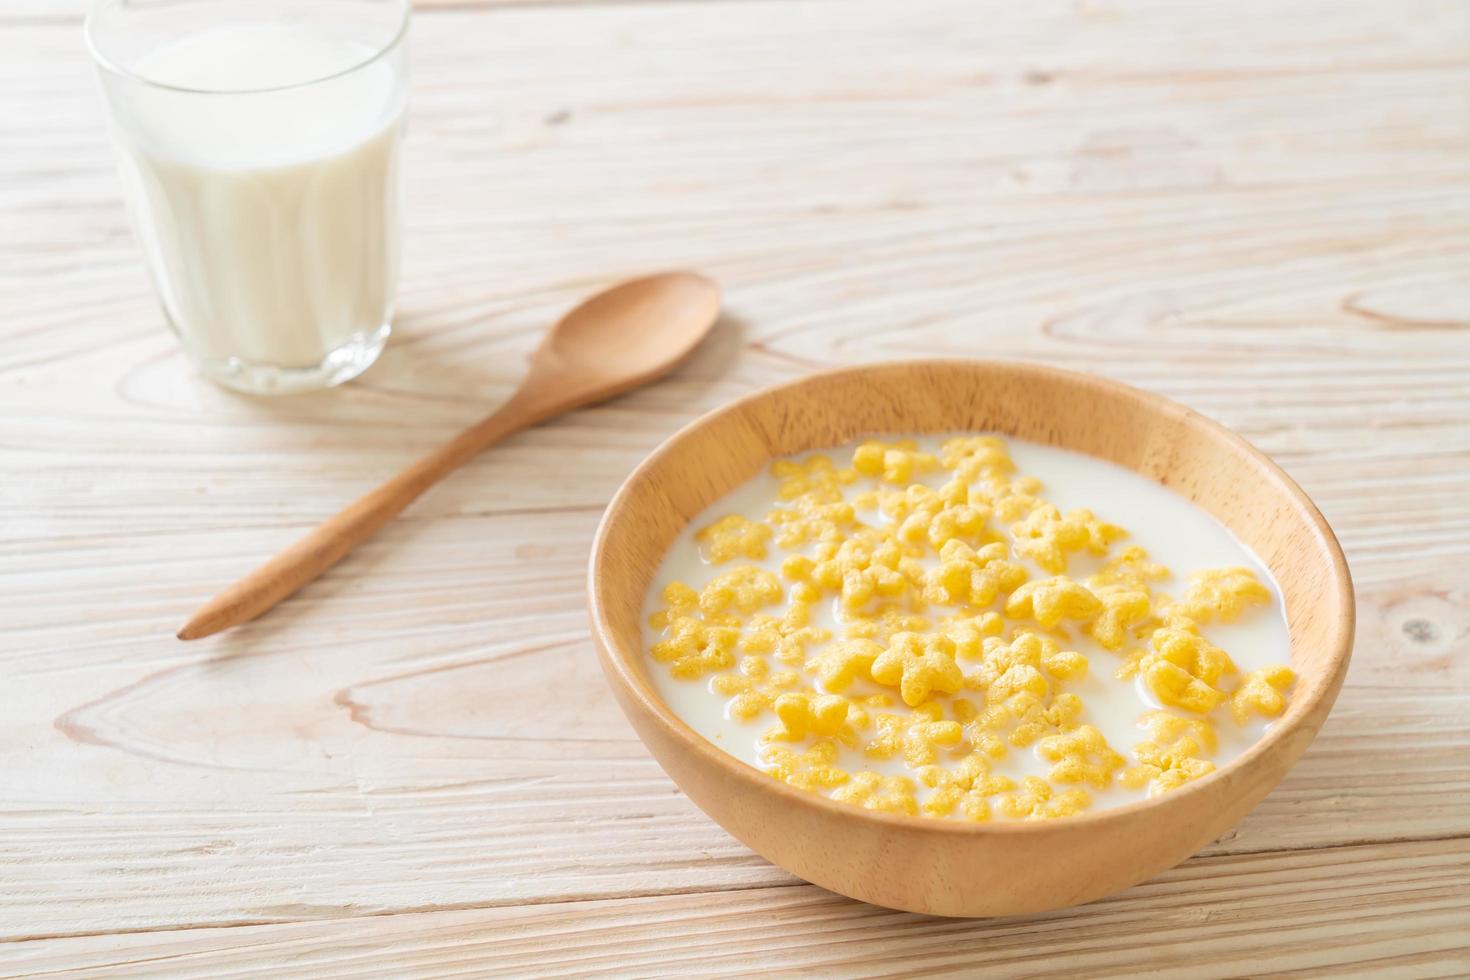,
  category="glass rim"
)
[84,0,411,96]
